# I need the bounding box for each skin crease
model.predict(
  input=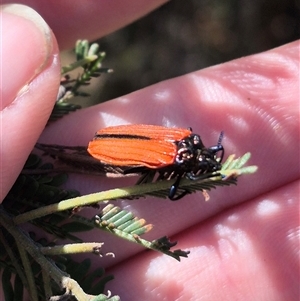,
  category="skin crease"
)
[0,2,299,301]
